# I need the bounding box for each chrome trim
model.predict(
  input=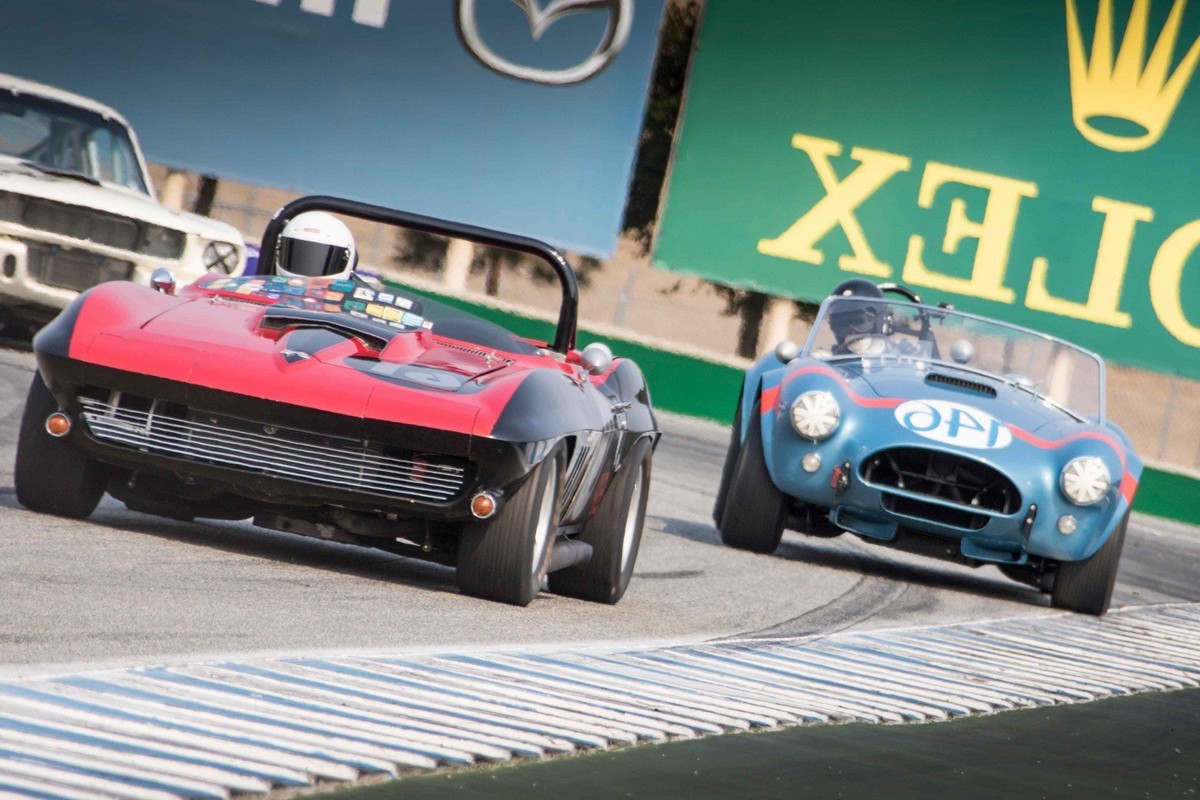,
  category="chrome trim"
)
[79,398,468,503]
